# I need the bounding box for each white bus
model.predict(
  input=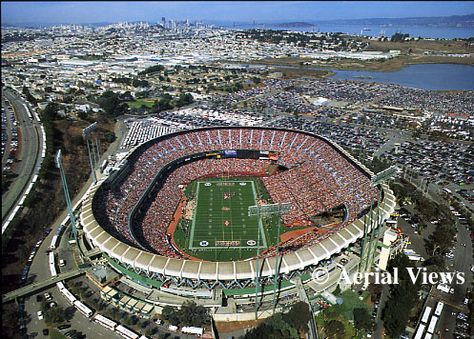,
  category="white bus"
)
[50,235,59,250]
[386,220,397,226]
[413,324,426,339]
[100,160,108,172]
[182,326,204,336]
[48,251,55,264]
[424,333,432,339]
[427,315,438,334]
[421,306,432,323]
[115,324,139,339]
[94,314,117,331]
[61,288,77,304]
[49,263,57,277]
[437,284,450,294]
[73,300,93,318]
[434,302,444,316]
